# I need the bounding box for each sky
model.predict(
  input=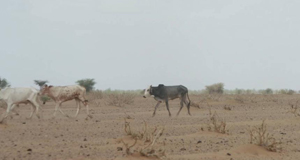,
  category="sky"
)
[1,0,300,90]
